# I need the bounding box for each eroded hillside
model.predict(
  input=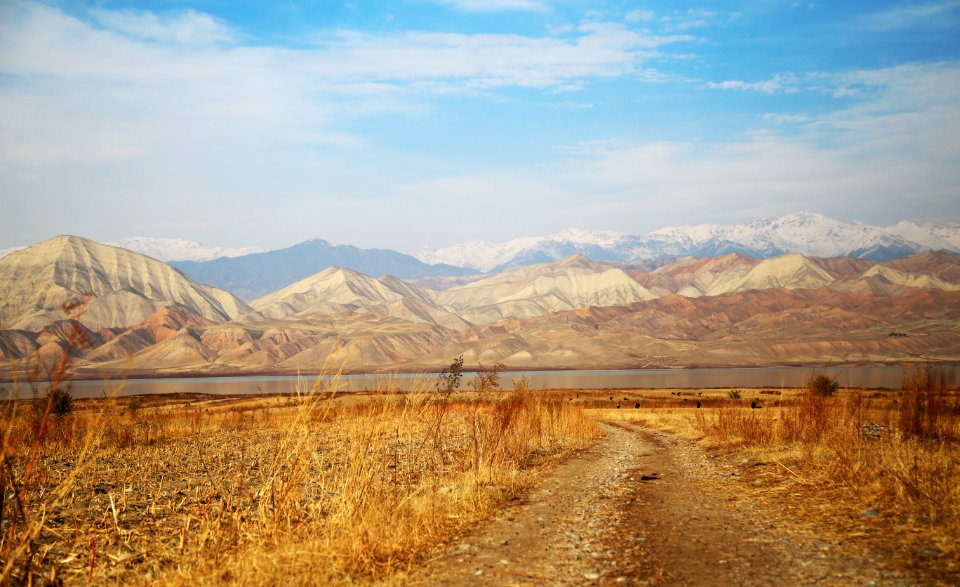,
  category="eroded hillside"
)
[2,237,959,377]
